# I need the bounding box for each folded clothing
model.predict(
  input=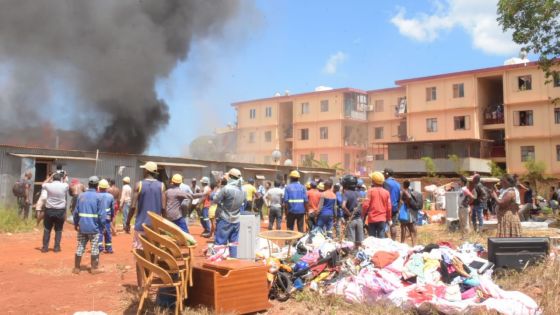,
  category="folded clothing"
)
[372,251,399,268]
